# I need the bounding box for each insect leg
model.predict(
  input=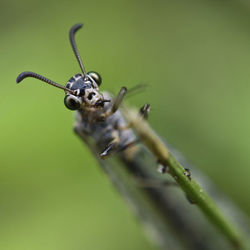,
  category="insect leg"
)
[100,143,117,159]
[184,168,192,181]
[98,87,127,121]
[139,104,150,120]
[100,131,119,159]
[110,87,127,114]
